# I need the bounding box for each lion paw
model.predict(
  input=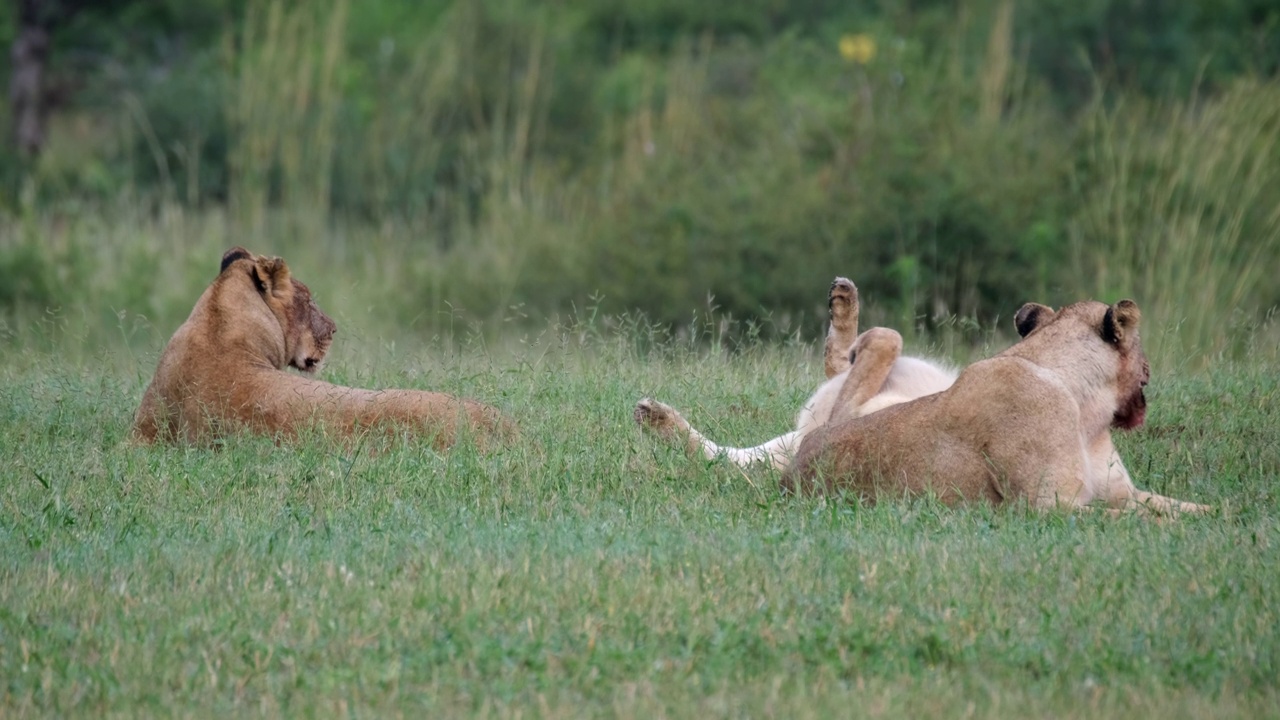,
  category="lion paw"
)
[828,277,860,333]
[634,398,690,439]
[824,277,862,379]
